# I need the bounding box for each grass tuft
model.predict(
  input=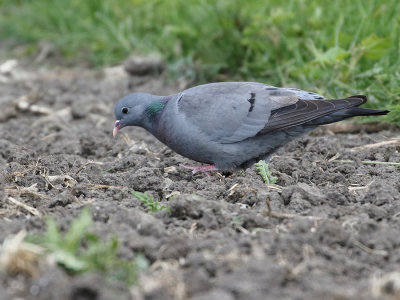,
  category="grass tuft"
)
[27,208,148,285]
[132,191,168,213]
